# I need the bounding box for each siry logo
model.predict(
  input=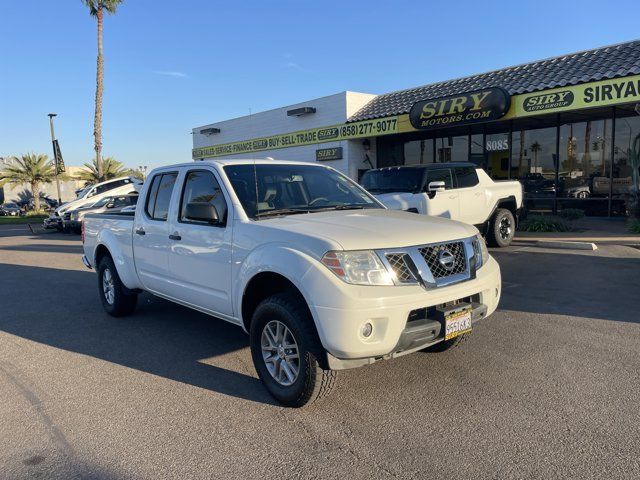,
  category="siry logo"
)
[409,87,510,130]
[523,90,574,112]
